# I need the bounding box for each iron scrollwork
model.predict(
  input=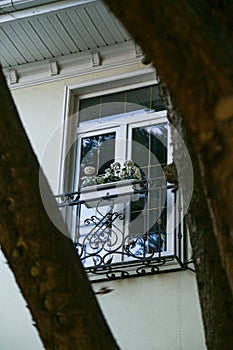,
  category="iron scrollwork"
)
[56,182,190,282]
